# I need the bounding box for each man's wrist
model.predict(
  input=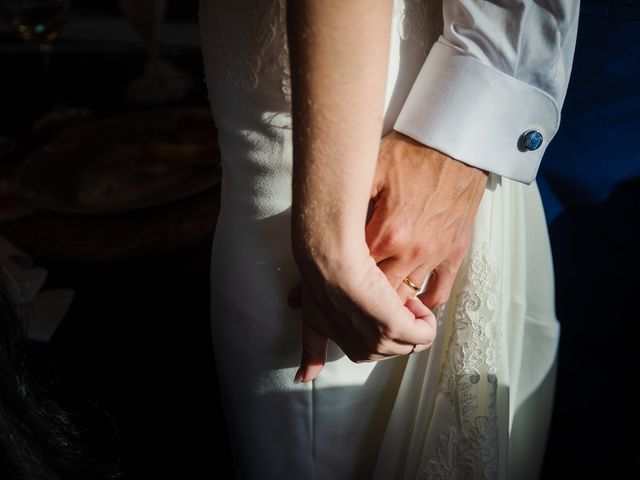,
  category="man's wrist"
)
[394,42,560,184]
